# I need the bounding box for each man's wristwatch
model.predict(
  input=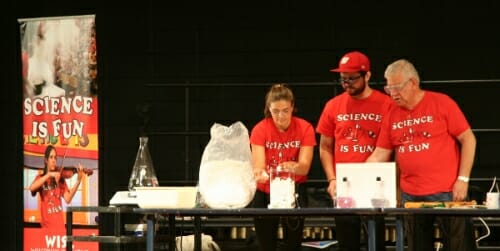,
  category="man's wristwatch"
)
[457,176,469,183]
